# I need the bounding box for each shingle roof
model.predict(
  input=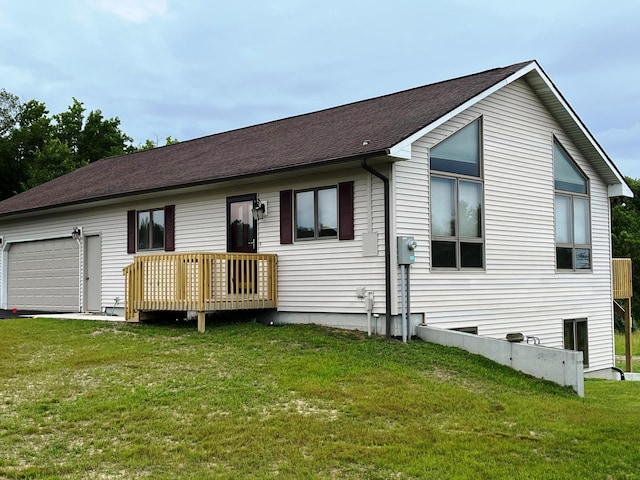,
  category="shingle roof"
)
[0,61,533,217]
